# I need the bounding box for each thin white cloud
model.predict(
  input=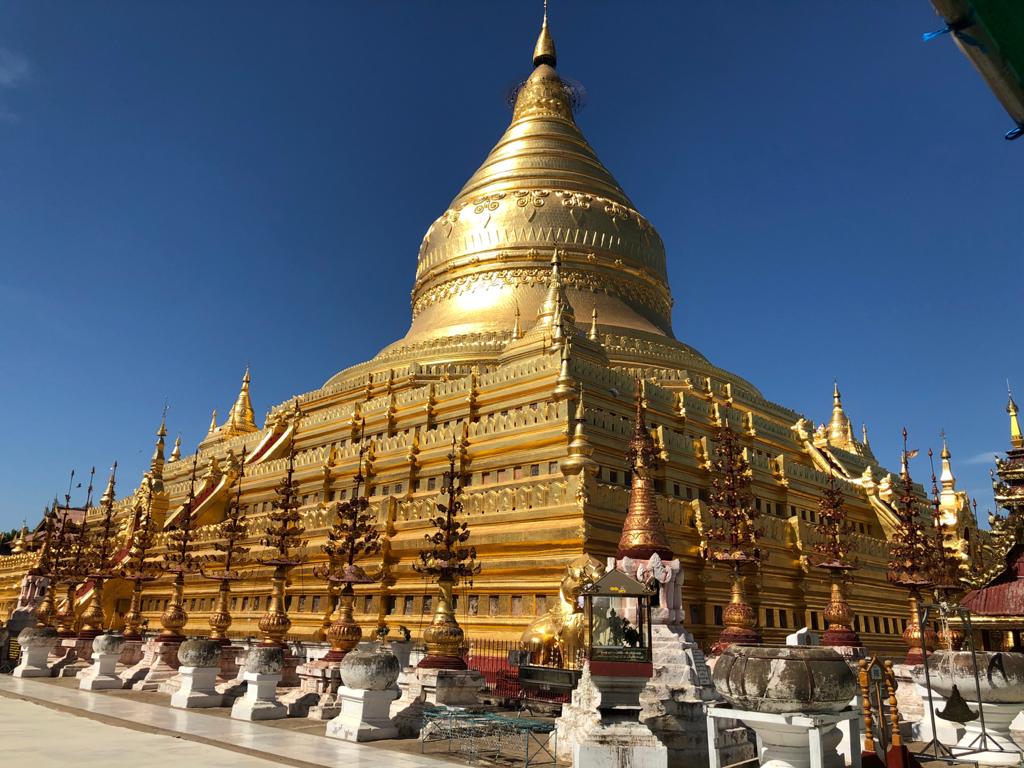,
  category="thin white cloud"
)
[0,47,30,88]
[964,451,999,466]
